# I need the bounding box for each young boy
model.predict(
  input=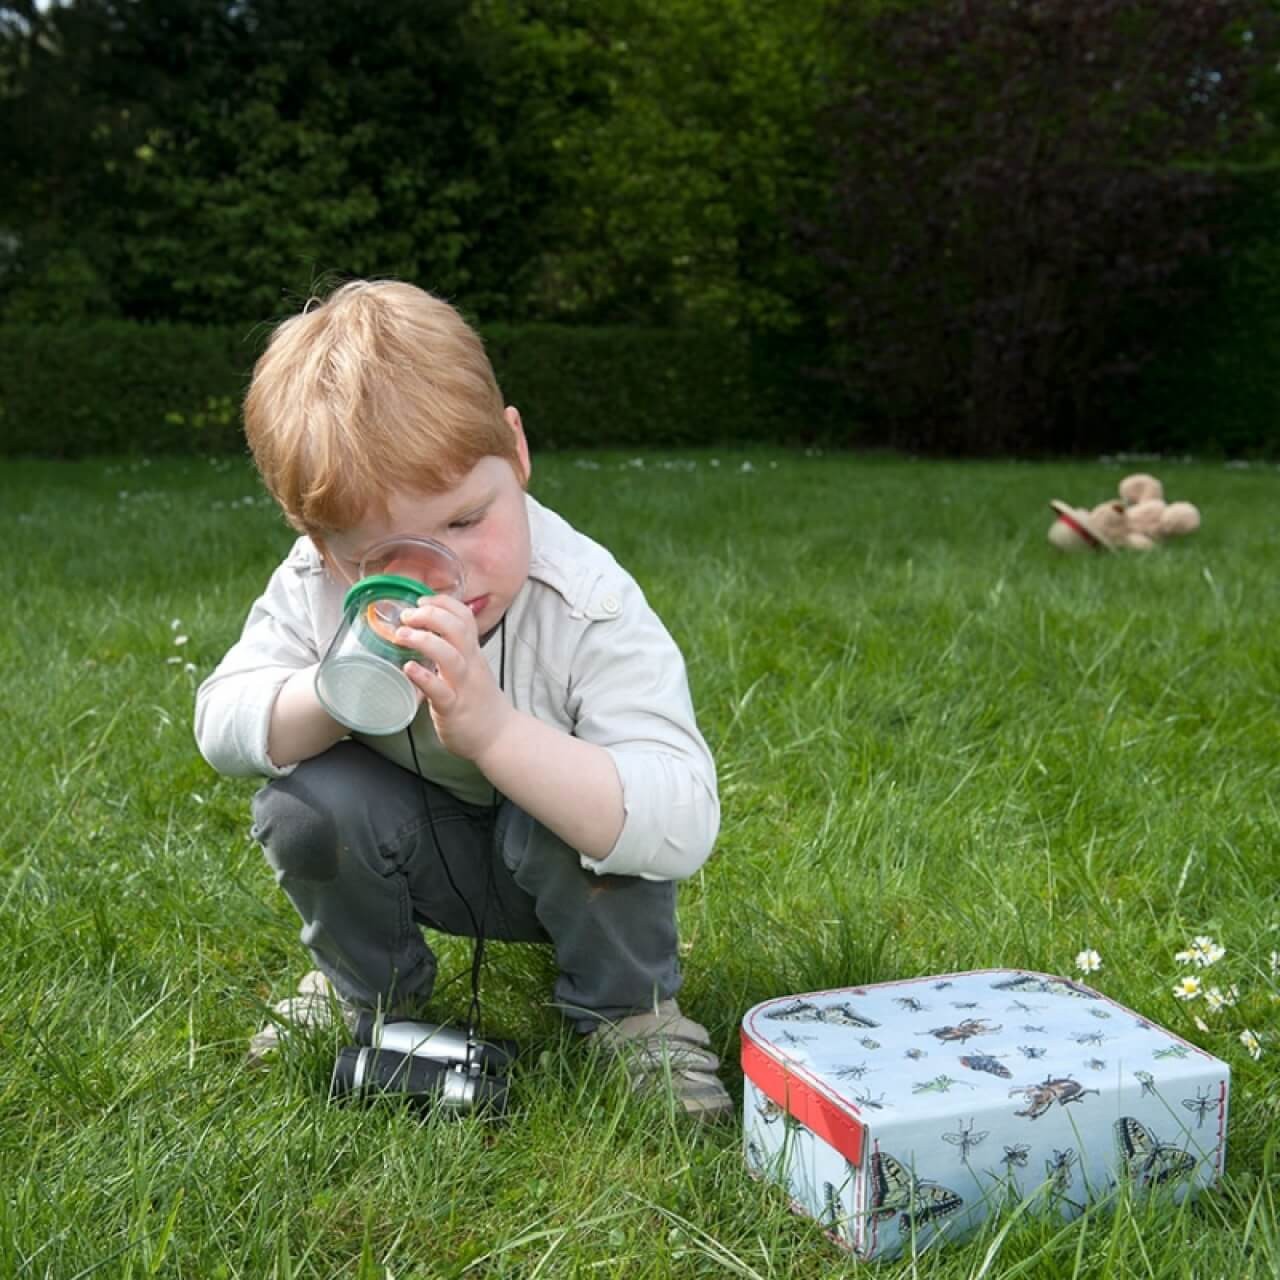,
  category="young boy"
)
[194,280,730,1119]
